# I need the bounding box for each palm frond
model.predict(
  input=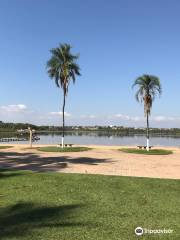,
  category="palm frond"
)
[47,43,81,93]
[132,74,162,115]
